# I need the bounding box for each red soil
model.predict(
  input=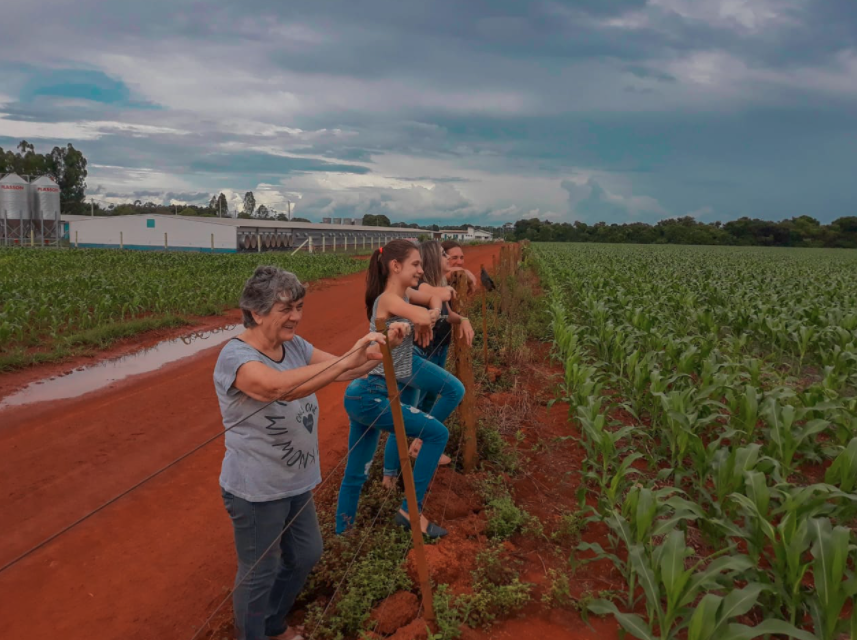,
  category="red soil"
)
[0,244,502,640]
